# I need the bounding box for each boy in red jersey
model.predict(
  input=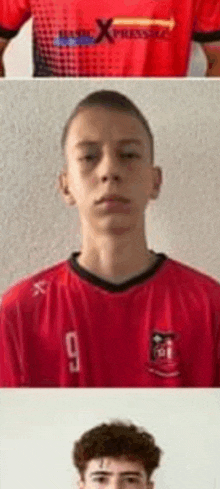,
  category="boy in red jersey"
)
[73,421,161,489]
[0,0,220,76]
[1,90,220,387]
